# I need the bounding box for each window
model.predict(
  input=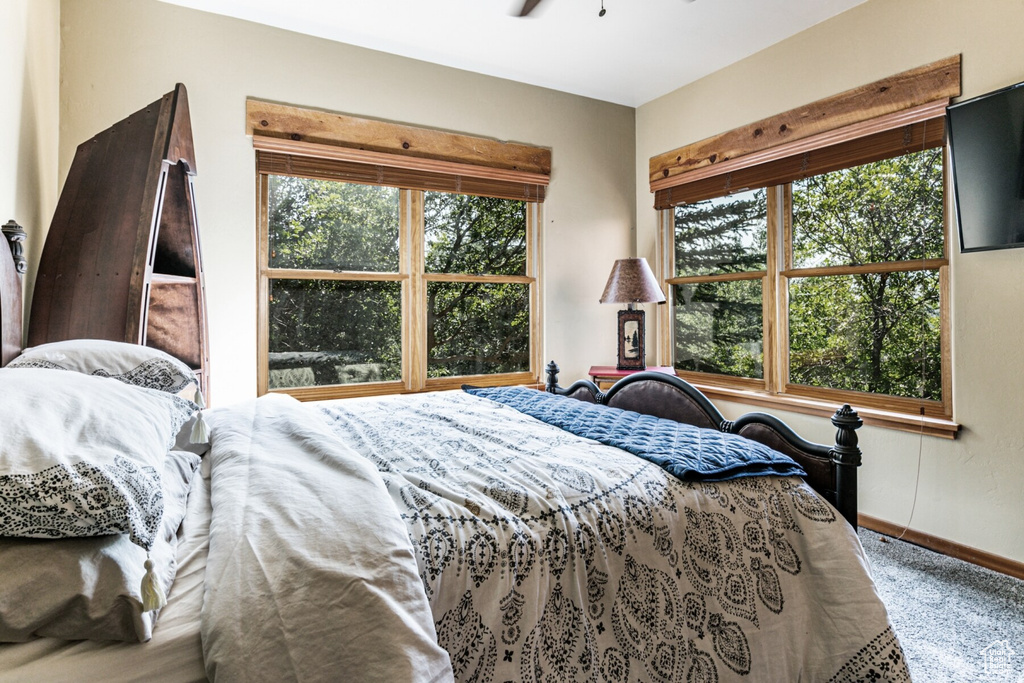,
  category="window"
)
[250,105,548,399]
[650,58,960,433]
[265,177,404,390]
[788,150,945,403]
[423,192,532,379]
[673,188,768,380]
[666,148,947,419]
[259,170,541,398]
